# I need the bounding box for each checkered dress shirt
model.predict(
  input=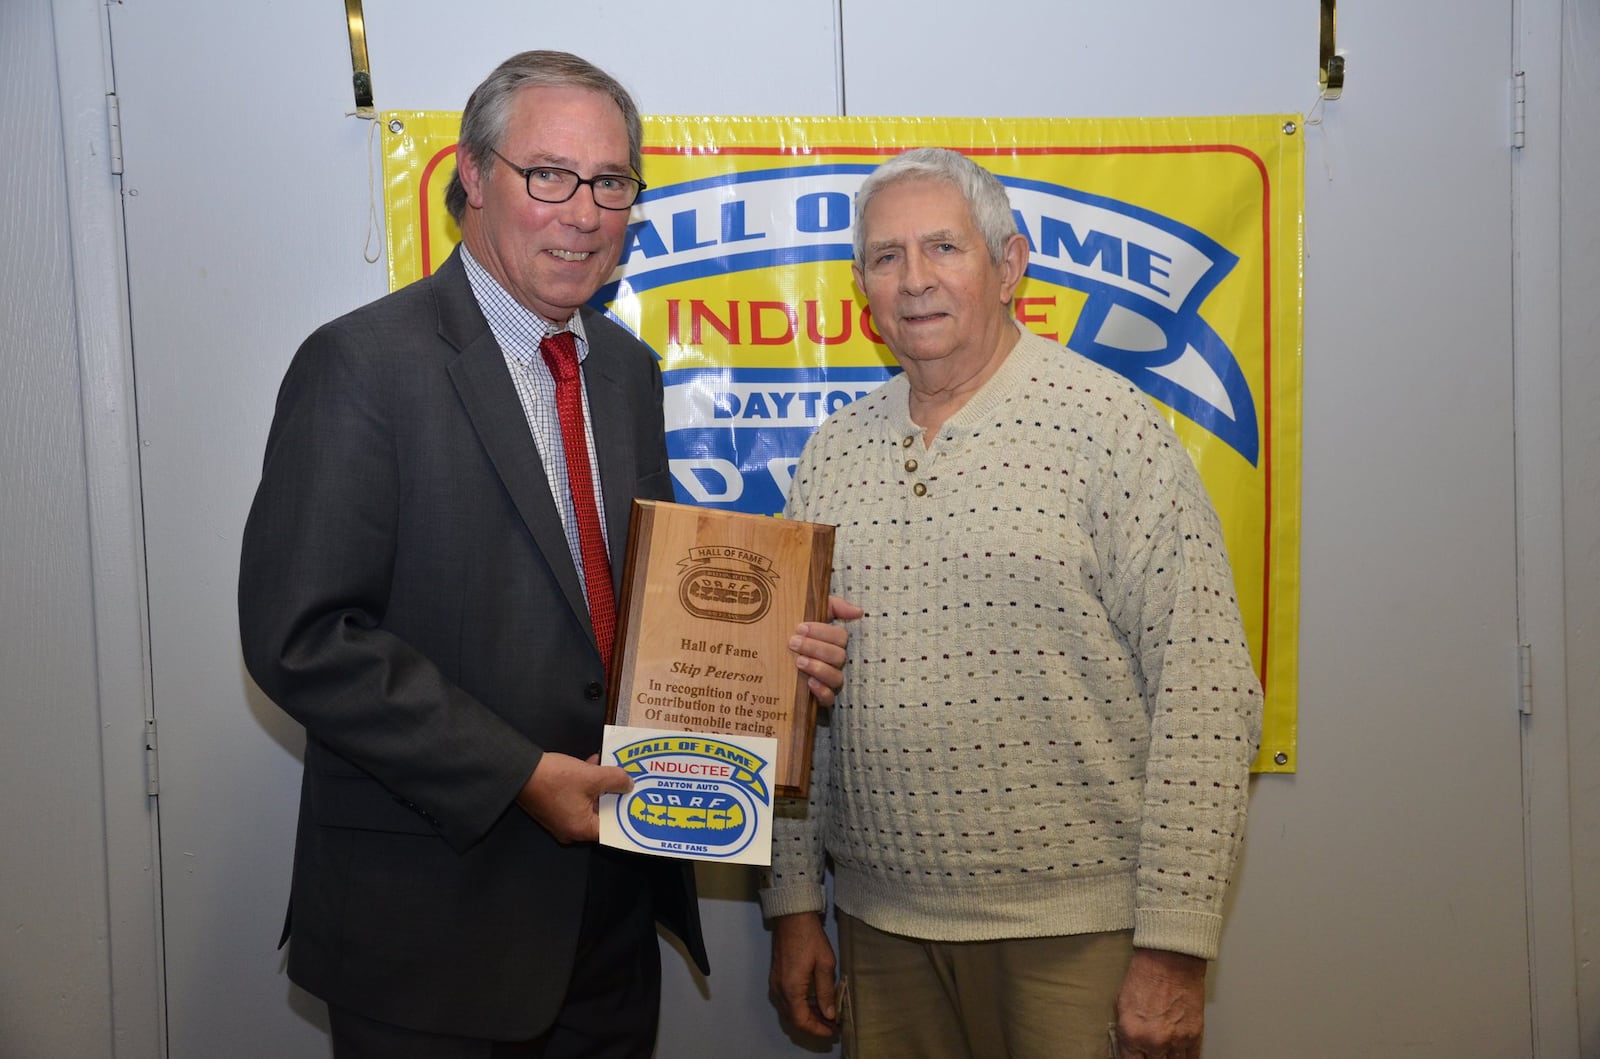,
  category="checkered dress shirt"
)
[461,245,610,599]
